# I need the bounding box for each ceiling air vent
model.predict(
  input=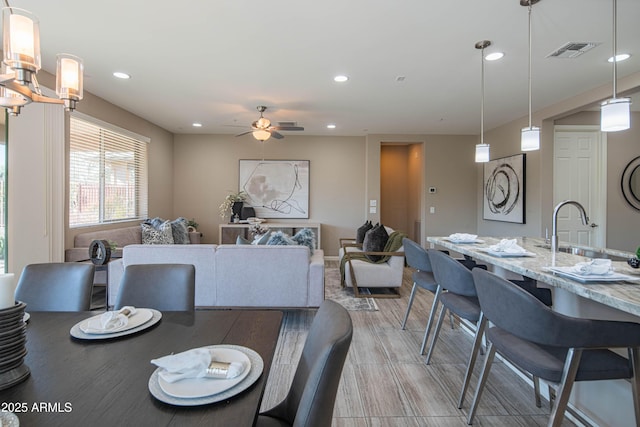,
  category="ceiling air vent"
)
[547,42,600,59]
